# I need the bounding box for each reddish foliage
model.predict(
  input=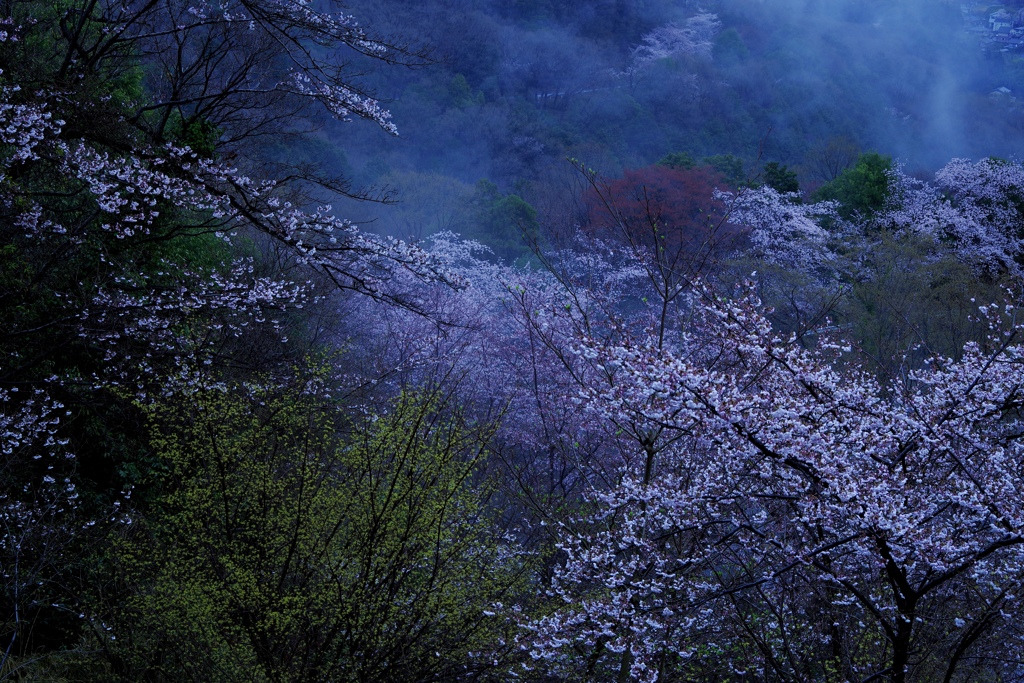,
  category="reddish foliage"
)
[584,165,743,278]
